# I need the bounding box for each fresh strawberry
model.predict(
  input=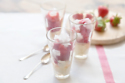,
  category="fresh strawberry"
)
[109,14,121,27]
[98,5,109,18]
[73,13,83,20]
[95,17,106,31]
